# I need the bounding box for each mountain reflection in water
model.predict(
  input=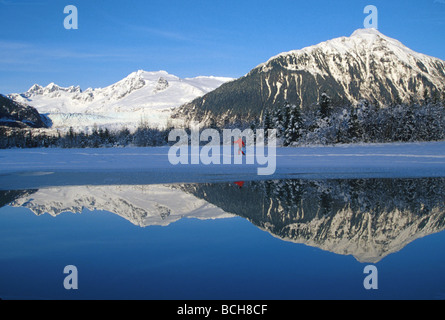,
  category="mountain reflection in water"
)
[2,177,445,263]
